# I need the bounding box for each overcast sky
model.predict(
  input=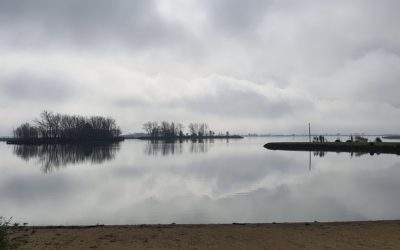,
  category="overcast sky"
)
[1,0,399,135]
